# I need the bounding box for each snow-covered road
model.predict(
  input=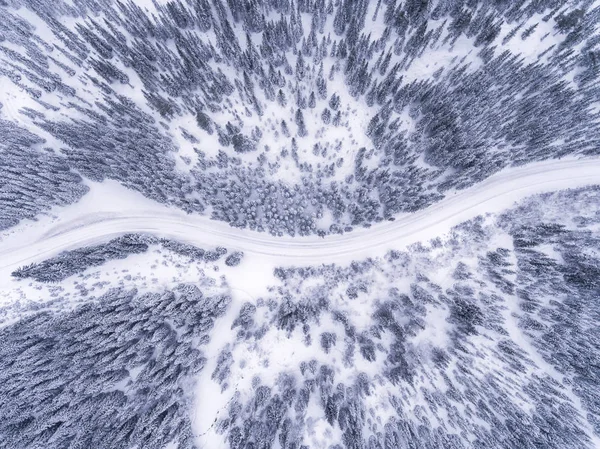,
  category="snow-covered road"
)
[0,158,599,278]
